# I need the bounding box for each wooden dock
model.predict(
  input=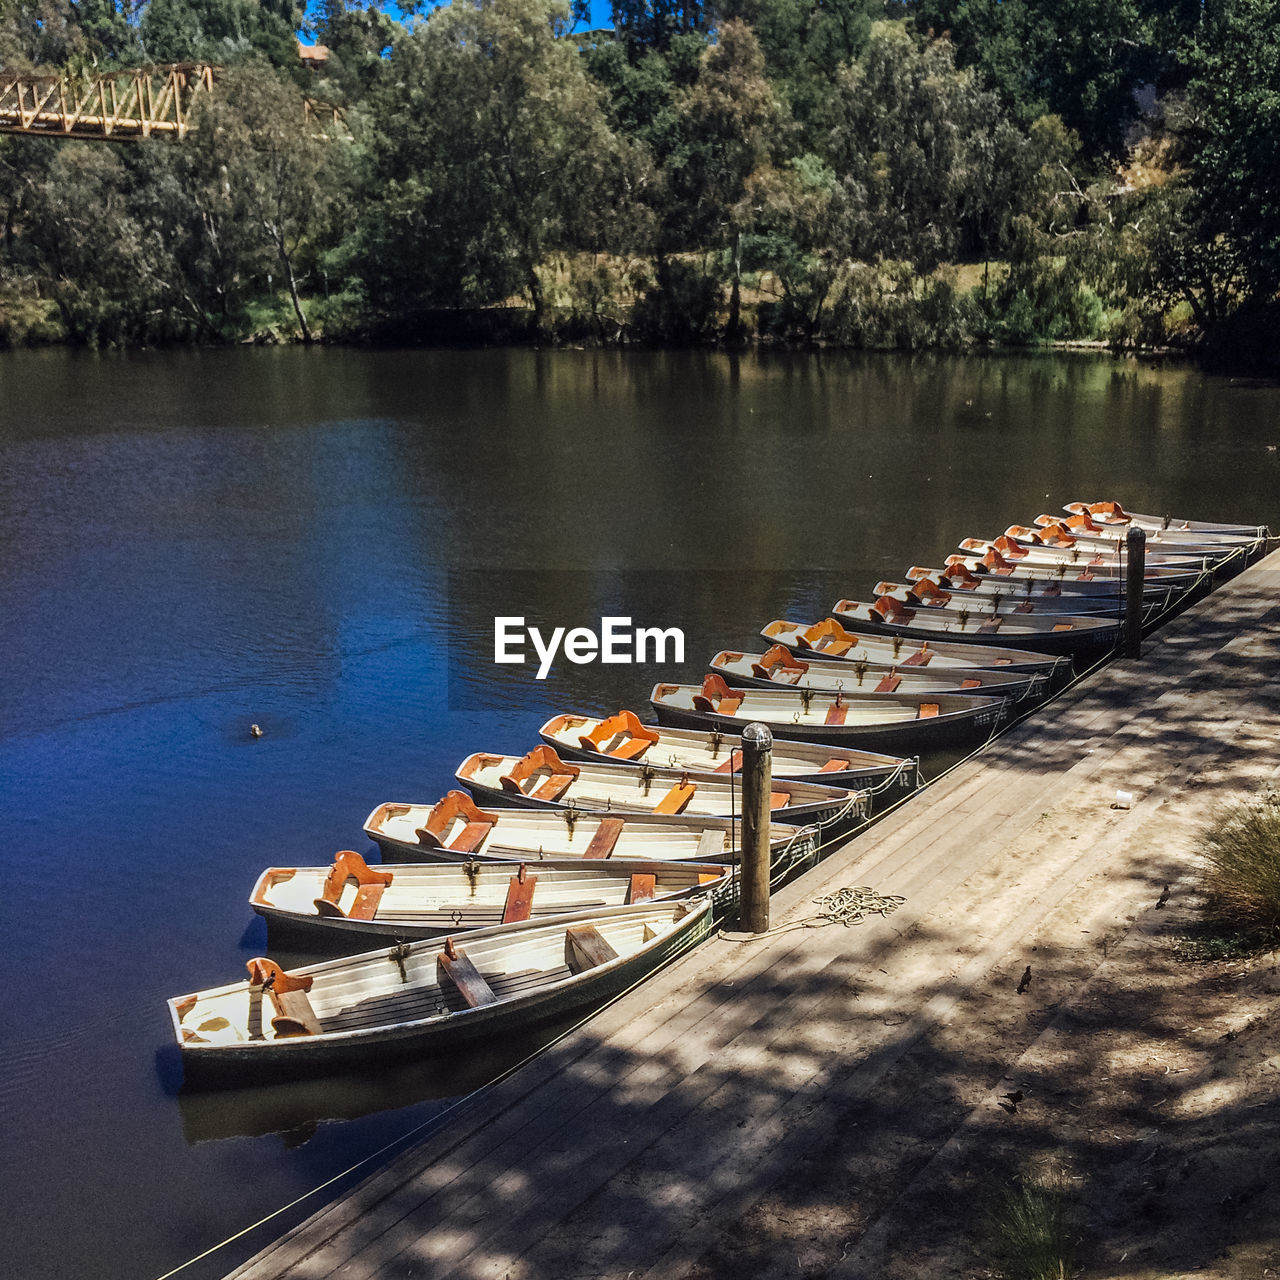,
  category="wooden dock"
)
[229,548,1280,1280]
